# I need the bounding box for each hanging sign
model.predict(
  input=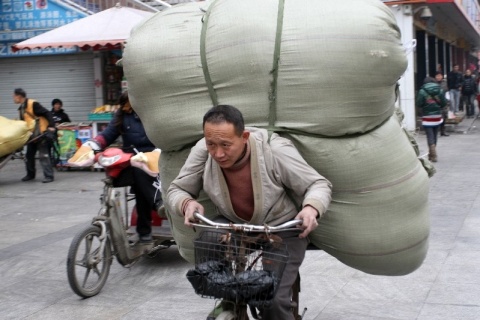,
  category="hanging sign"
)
[0,0,87,57]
